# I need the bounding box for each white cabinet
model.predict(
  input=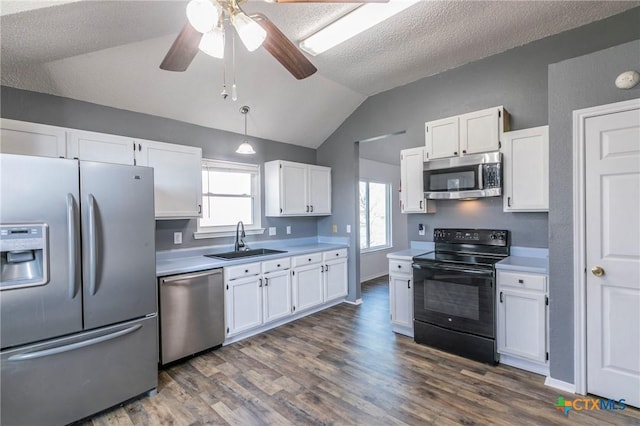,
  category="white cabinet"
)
[388,259,413,337]
[264,160,331,216]
[261,258,292,324]
[224,263,263,337]
[400,147,434,214]
[501,126,549,212]
[67,129,135,165]
[136,139,202,219]
[291,252,324,313]
[497,270,548,374]
[323,249,348,302]
[425,106,509,160]
[0,119,67,158]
